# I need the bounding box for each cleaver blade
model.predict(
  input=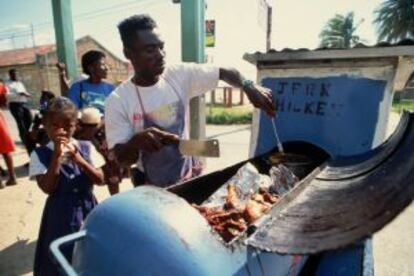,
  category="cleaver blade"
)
[179,139,220,157]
